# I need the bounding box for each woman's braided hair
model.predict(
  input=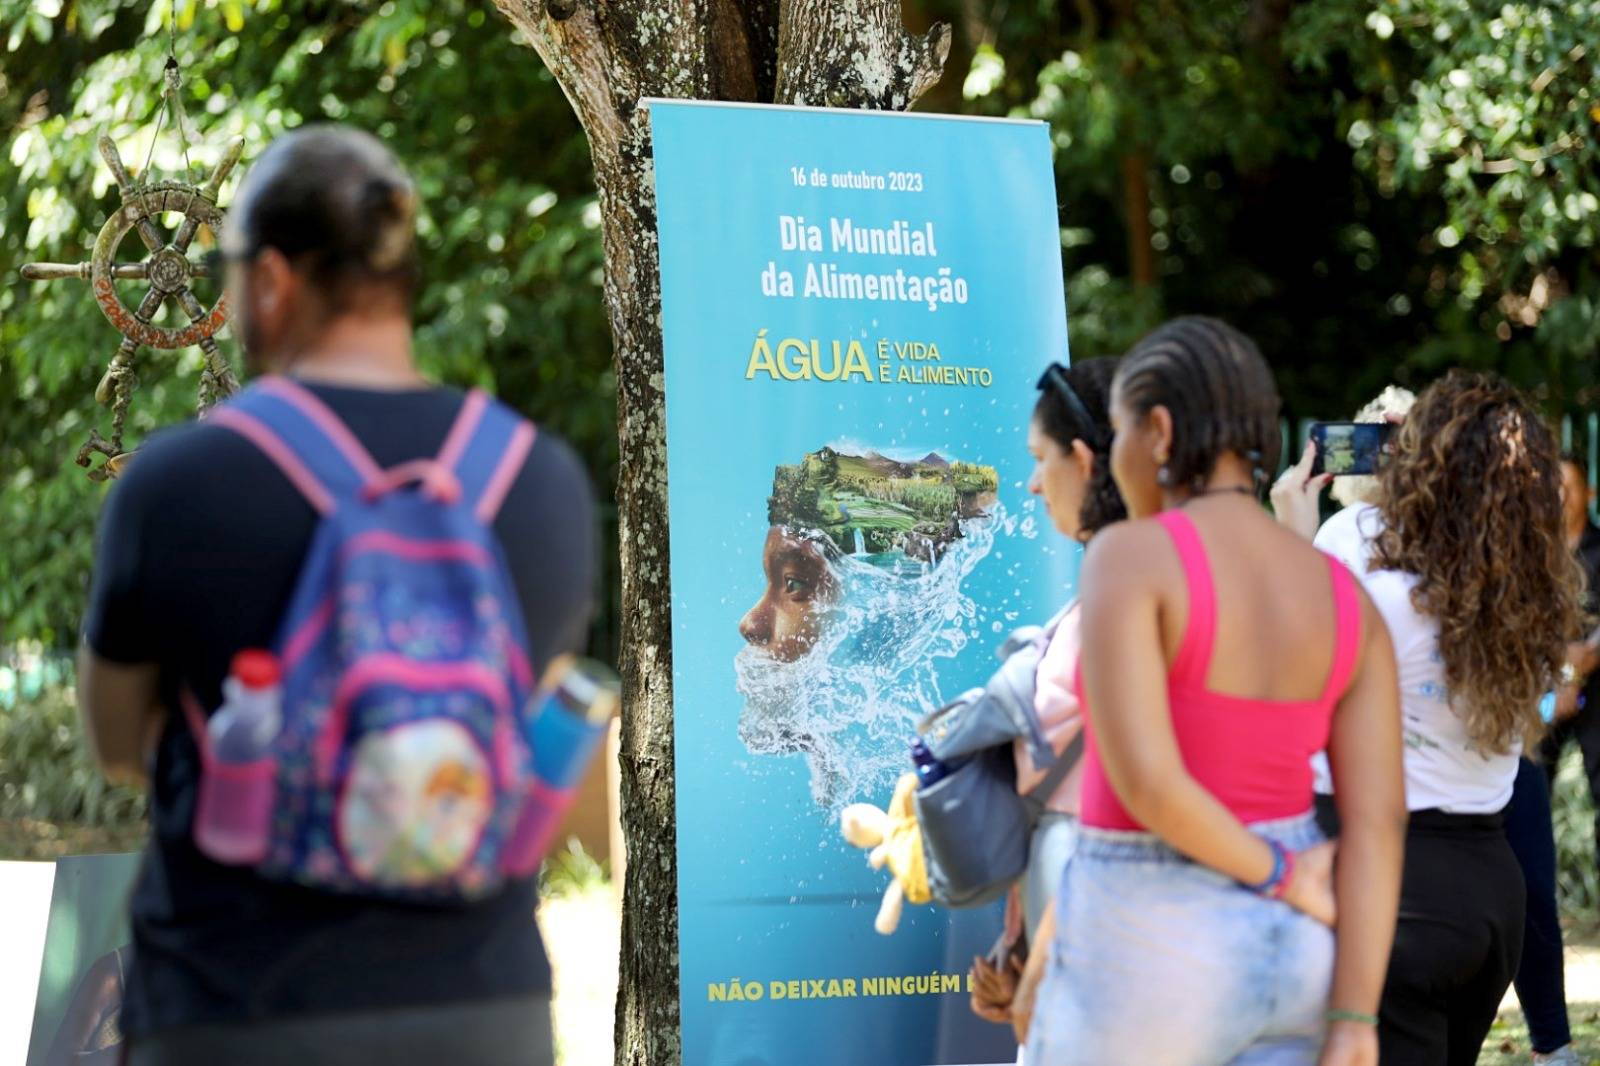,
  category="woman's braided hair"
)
[1113,316,1281,493]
